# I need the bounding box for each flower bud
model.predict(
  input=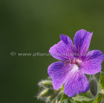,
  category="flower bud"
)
[37,88,54,98]
[46,90,61,103]
[89,75,98,96]
[38,80,52,88]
